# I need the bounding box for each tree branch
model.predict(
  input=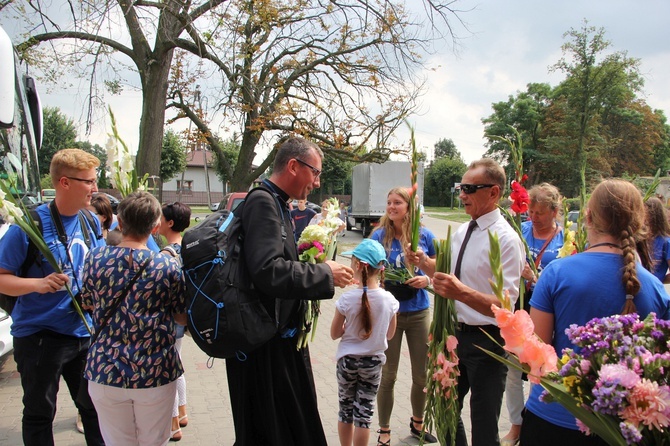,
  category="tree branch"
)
[18,31,134,60]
